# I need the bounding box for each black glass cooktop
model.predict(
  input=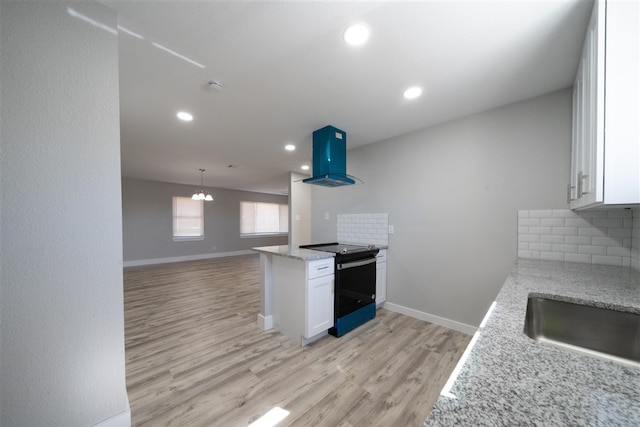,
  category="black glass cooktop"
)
[300,242,375,255]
